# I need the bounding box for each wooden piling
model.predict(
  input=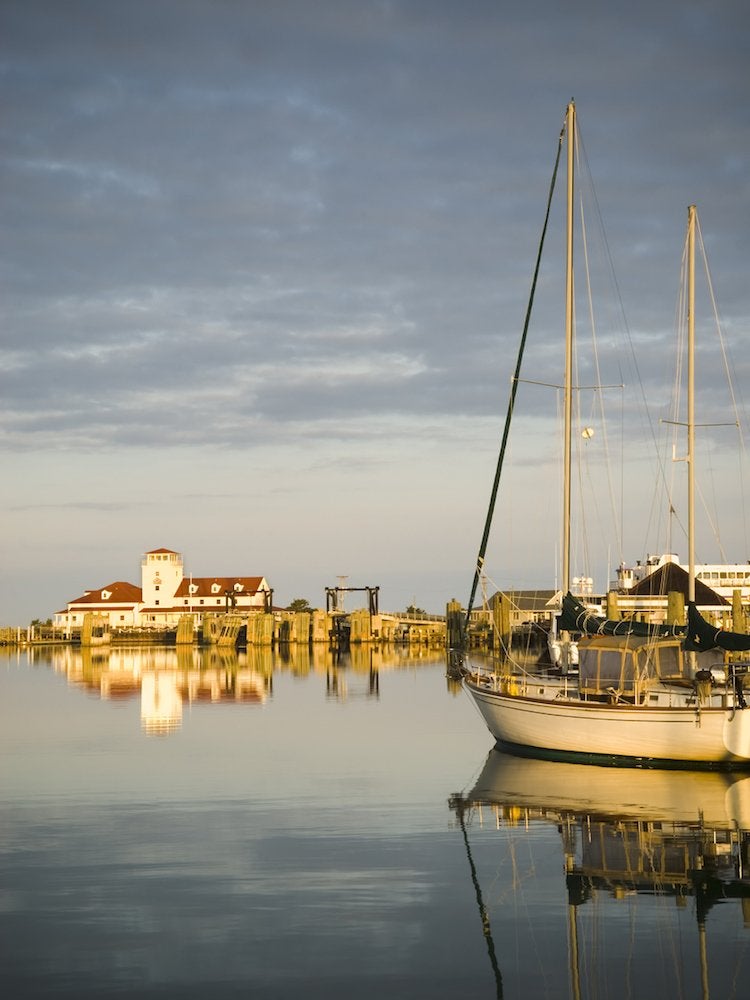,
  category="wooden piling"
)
[311,610,332,643]
[490,593,510,650]
[276,611,311,644]
[247,612,275,646]
[349,609,372,643]
[80,612,110,647]
[446,599,464,648]
[606,591,619,620]
[216,614,244,647]
[667,590,685,626]
[733,589,746,633]
[202,614,221,645]
[294,611,311,644]
[176,614,195,645]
